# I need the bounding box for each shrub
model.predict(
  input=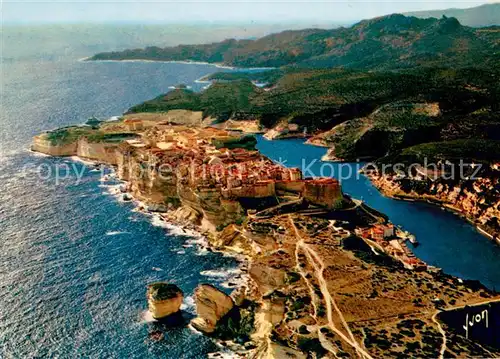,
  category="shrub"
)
[298,325,310,335]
